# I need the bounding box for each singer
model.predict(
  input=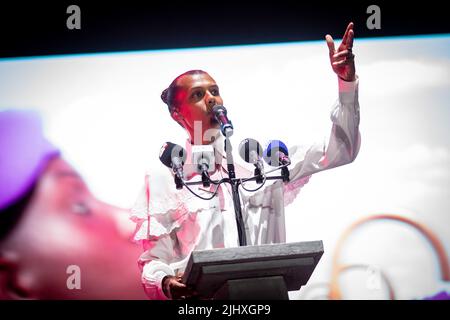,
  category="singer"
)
[131,22,361,300]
